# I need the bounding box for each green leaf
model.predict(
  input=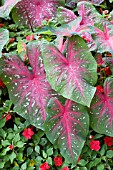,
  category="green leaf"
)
[13,133,20,144]
[16,152,24,162]
[0,162,5,169]
[27,147,33,156]
[35,146,40,154]
[16,141,25,148]
[0,118,6,128]
[2,140,10,147]
[21,162,27,170]
[0,129,6,139]
[106,150,113,158]
[46,157,52,165]
[0,147,10,156]
[42,150,47,158]
[97,164,104,170]
[47,148,53,156]
[77,159,88,166]
[9,151,16,164]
